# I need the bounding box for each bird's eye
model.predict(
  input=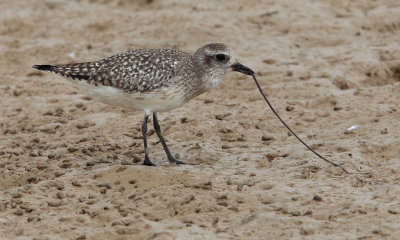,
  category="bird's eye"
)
[215,54,227,61]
